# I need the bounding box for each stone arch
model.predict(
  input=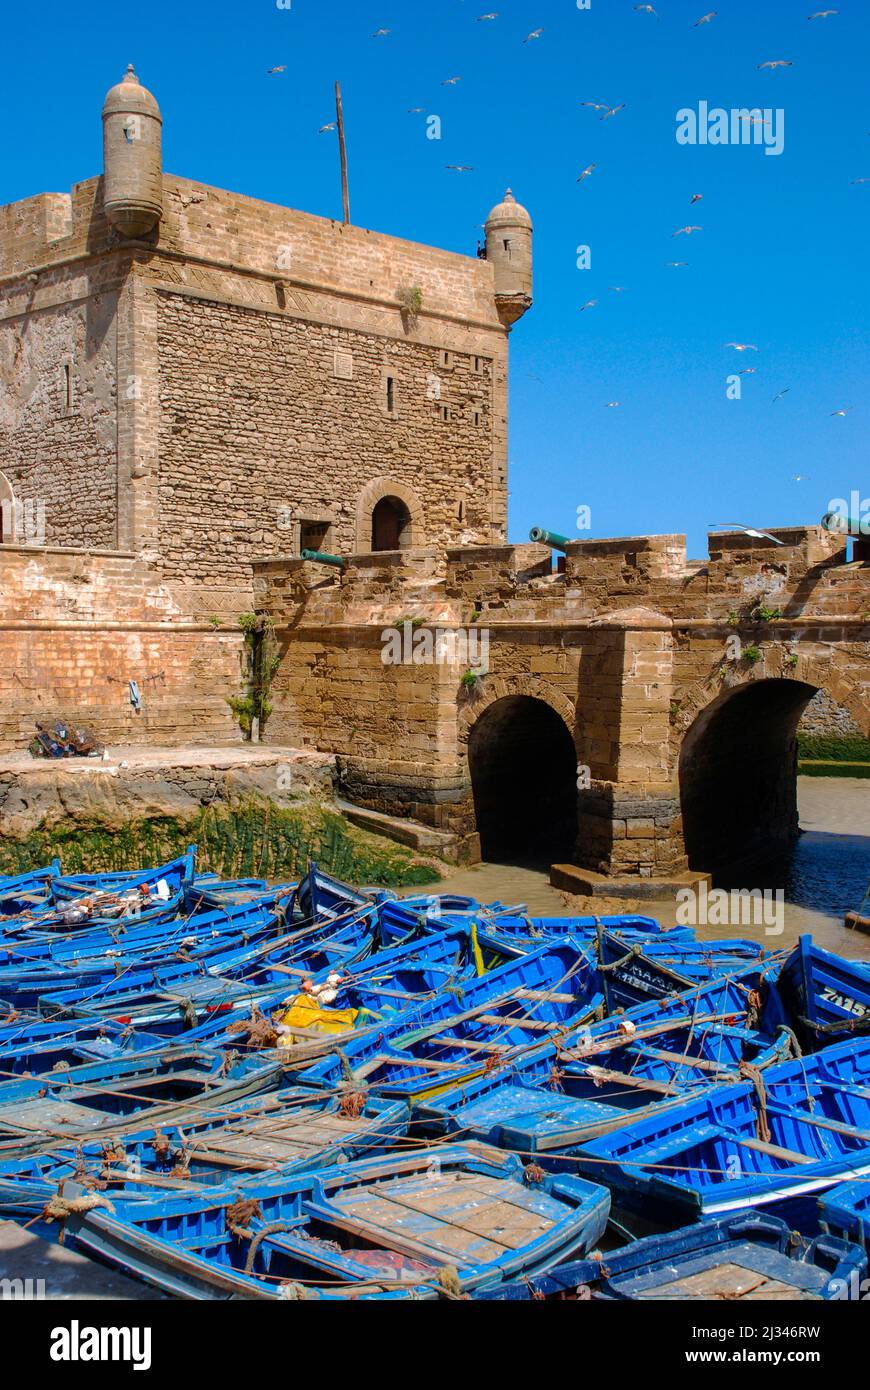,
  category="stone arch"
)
[355,478,423,553]
[675,659,870,882]
[0,471,15,544]
[457,674,577,744]
[466,692,579,863]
